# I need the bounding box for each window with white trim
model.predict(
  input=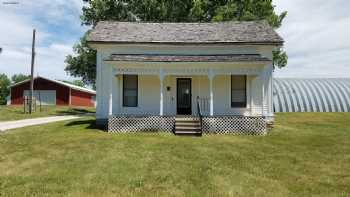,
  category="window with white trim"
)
[123,75,138,107]
[231,75,247,108]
